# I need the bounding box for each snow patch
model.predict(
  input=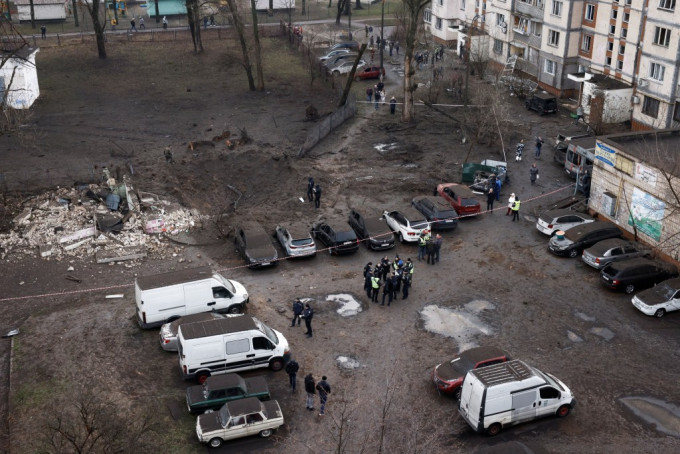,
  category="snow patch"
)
[336,356,361,370]
[328,294,362,317]
[419,300,495,350]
